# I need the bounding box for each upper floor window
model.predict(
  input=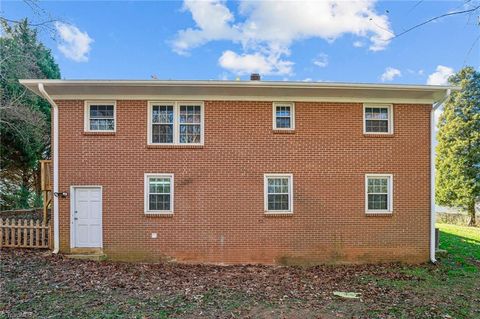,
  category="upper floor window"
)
[180,105,202,143]
[152,104,174,143]
[264,174,293,214]
[85,101,116,132]
[363,104,393,134]
[365,174,393,214]
[148,102,204,145]
[273,102,295,130]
